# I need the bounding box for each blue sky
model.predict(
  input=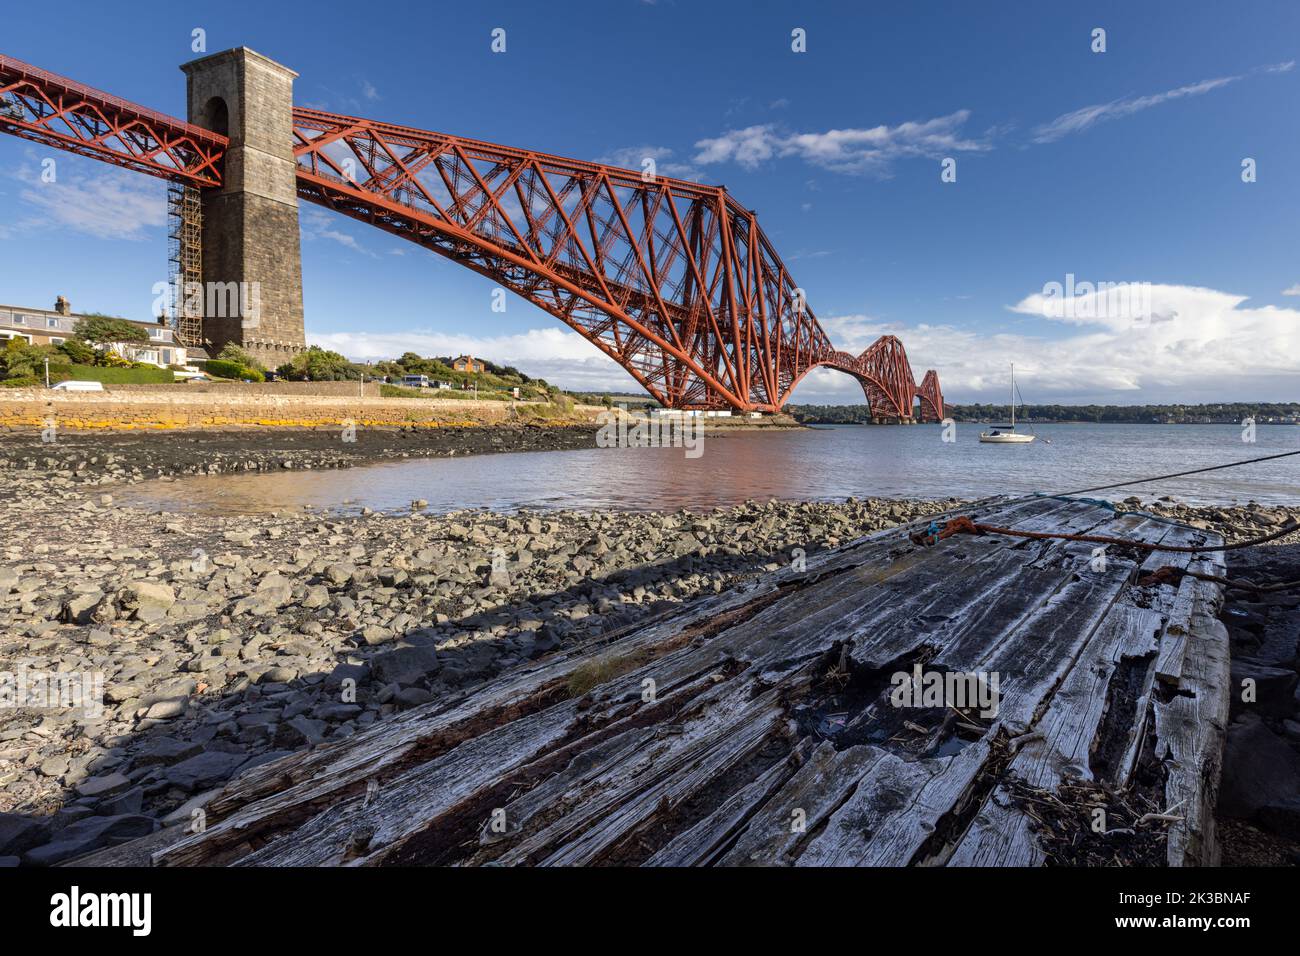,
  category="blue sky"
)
[2,0,1298,404]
